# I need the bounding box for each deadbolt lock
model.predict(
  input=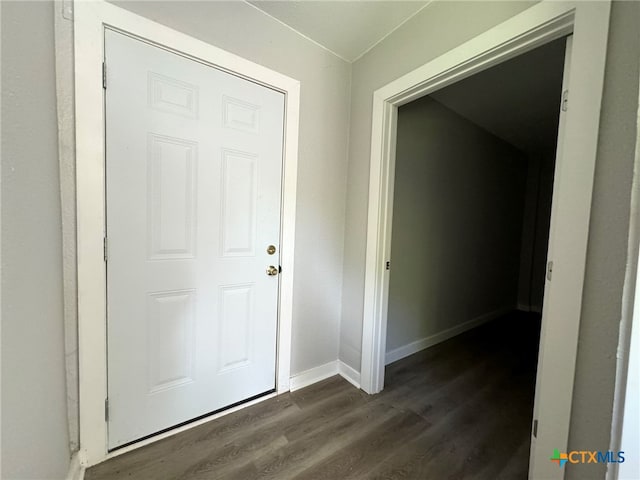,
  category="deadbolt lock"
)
[266,265,279,276]
[267,245,276,255]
